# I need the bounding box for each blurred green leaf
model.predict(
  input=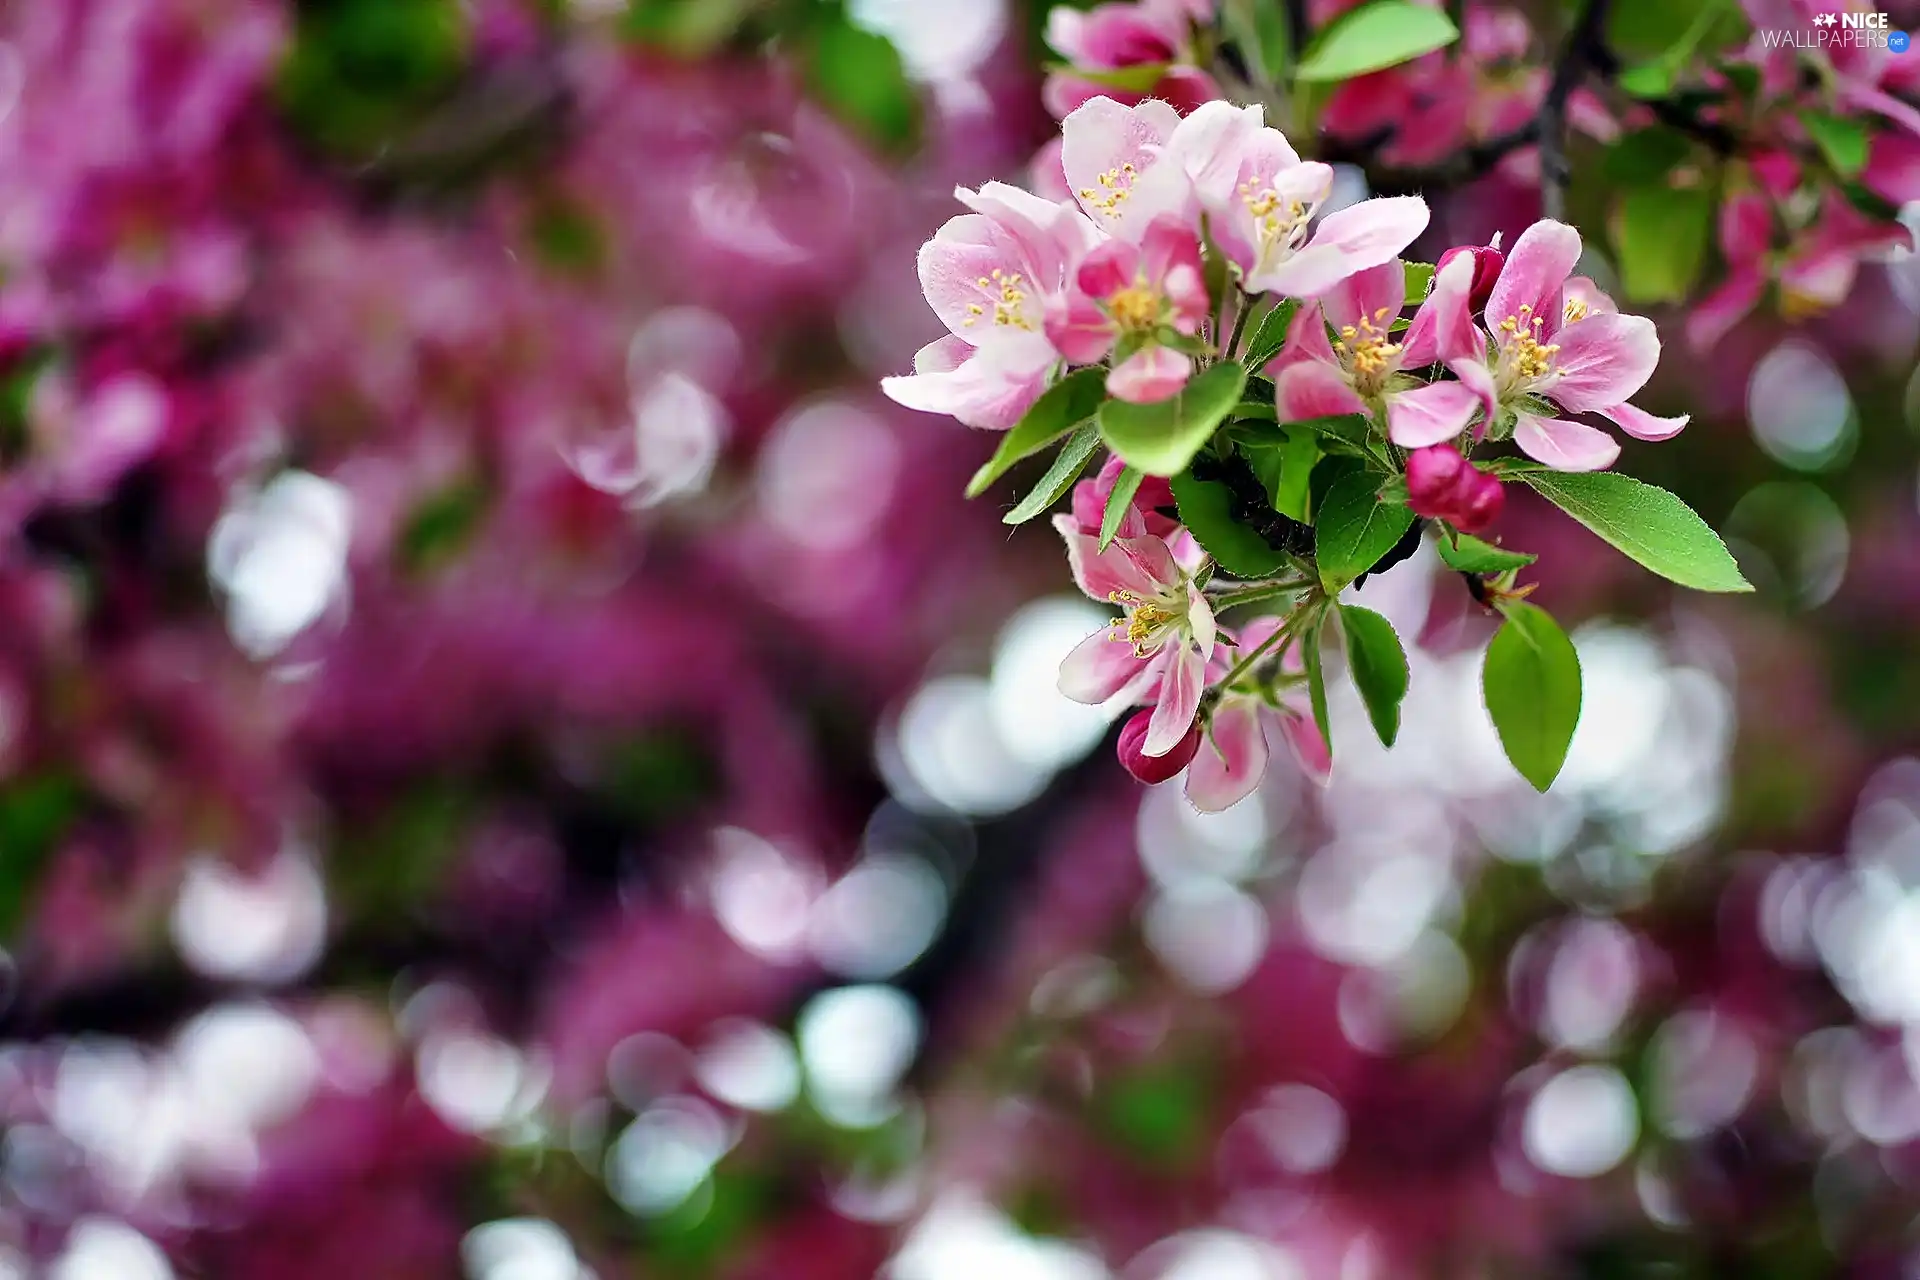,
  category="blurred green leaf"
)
[1801,110,1870,177]
[1223,0,1291,85]
[1616,61,1677,98]
[1604,128,1692,184]
[623,0,763,53]
[805,15,920,154]
[1295,1,1459,82]
[278,0,469,158]
[1613,185,1712,304]
[397,478,490,576]
[1098,1062,1211,1168]
[0,774,83,938]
